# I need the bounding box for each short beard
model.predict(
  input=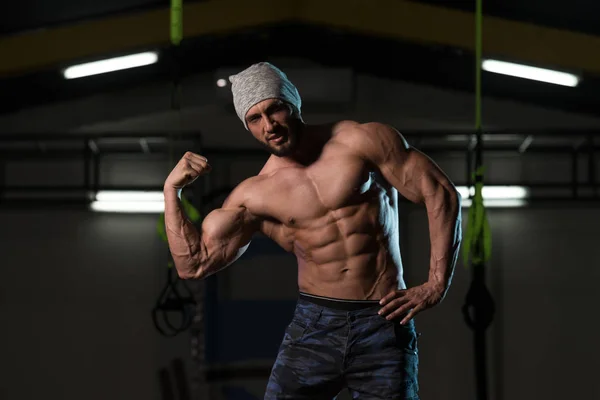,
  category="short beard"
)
[259,133,297,157]
[259,119,302,157]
